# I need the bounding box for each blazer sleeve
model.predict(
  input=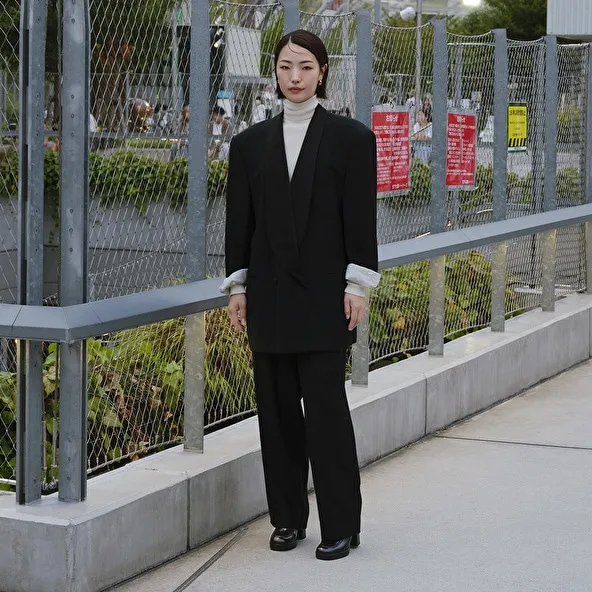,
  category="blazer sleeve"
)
[225,138,255,278]
[342,128,379,278]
